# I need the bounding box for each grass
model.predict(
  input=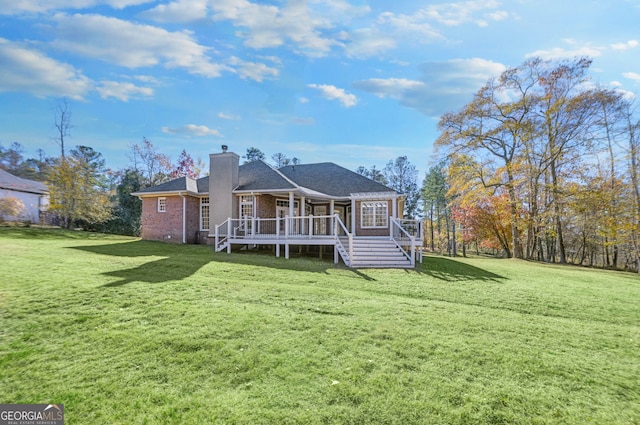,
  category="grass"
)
[0,226,638,424]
